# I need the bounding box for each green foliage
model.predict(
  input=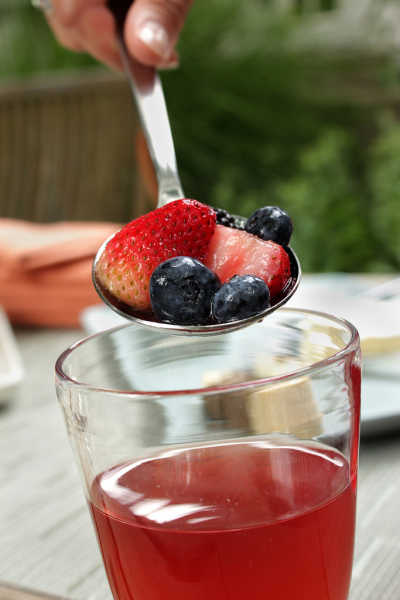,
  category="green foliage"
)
[275,129,372,272]
[162,0,320,213]
[368,113,400,266]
